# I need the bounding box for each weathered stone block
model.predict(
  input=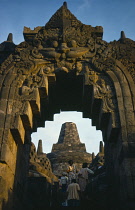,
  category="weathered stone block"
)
[29,88,41,116]
[0,128,4,151]
[21,101,33,130]
[0,87,11,99]
[0,99,7,113]
[39,76,48,98]
[0,162,15,198]
[0,142,17,173]
[0,175,8,203]
[8,130,17,155]
[8,86,17,99]
[0,113,5,128]
[10,115,25,144]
